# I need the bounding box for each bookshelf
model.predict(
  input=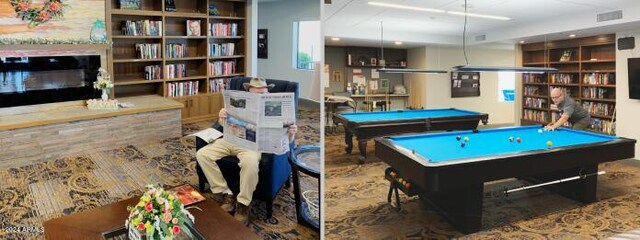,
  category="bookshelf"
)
[107,0,247,122]
[520,34,616,134]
